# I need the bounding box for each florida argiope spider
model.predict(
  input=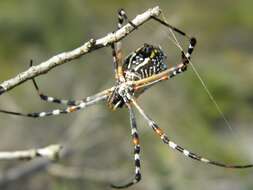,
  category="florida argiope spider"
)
[0,9,252,189]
